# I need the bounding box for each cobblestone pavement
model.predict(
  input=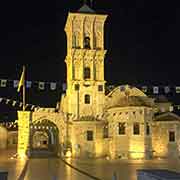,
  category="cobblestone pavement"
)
[1,149,180,180]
